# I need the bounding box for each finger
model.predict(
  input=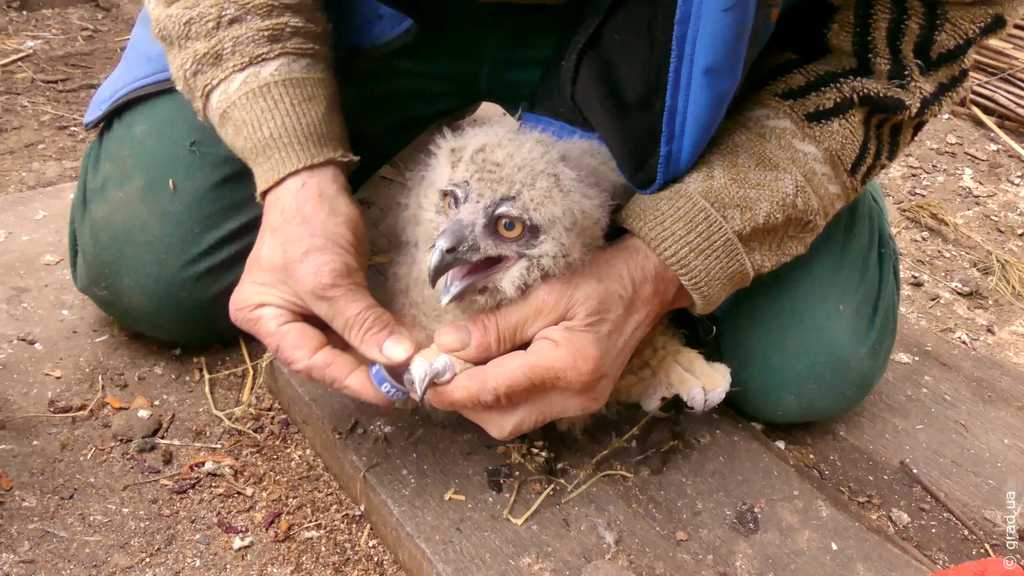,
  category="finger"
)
[426,337,564,411]
[312,284,414,365]
[432,283,568,363]
[242,306,392,407]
